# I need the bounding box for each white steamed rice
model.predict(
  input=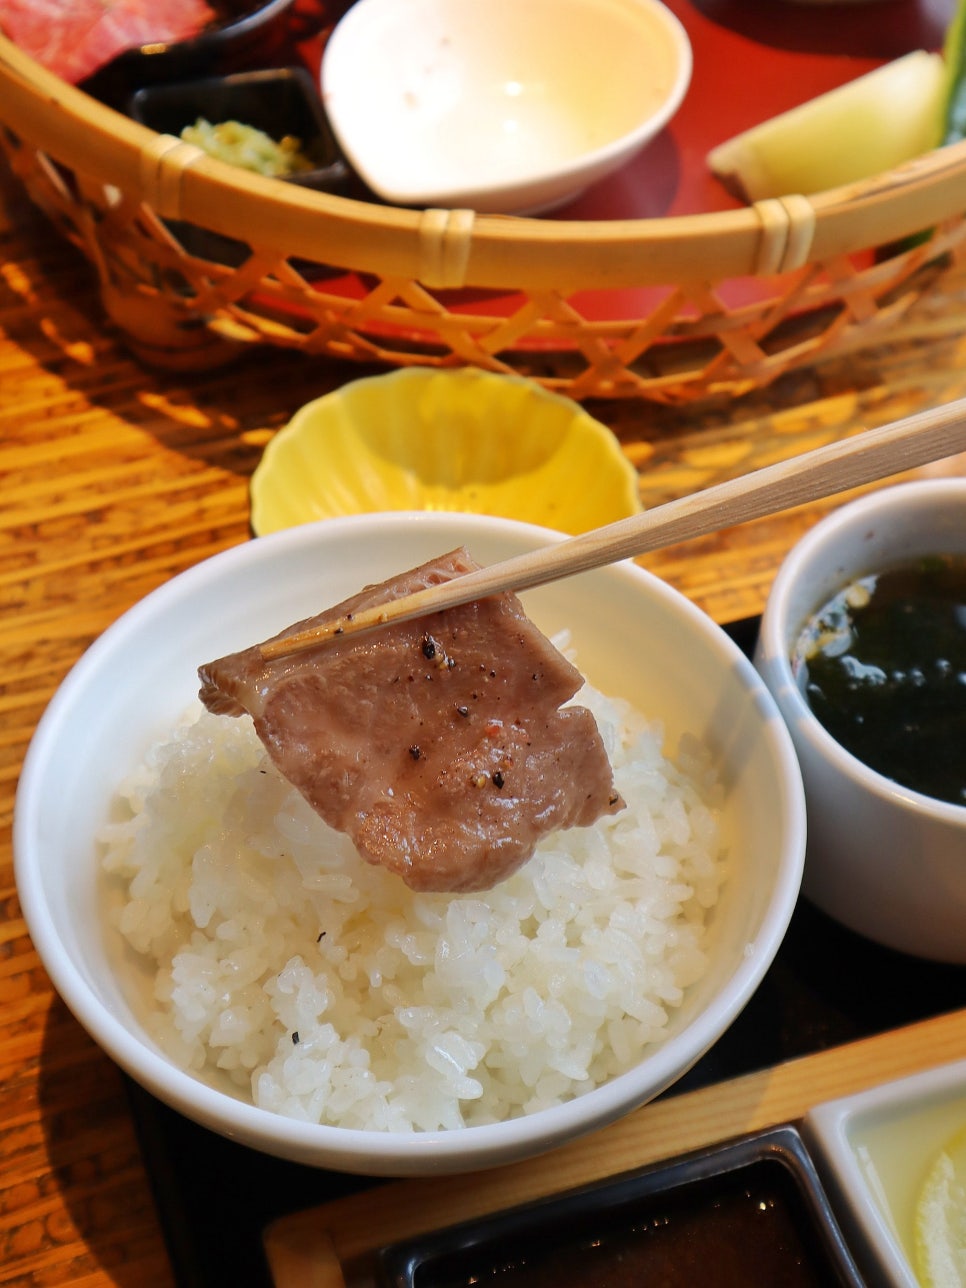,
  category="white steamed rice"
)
[100,655,726,1132]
